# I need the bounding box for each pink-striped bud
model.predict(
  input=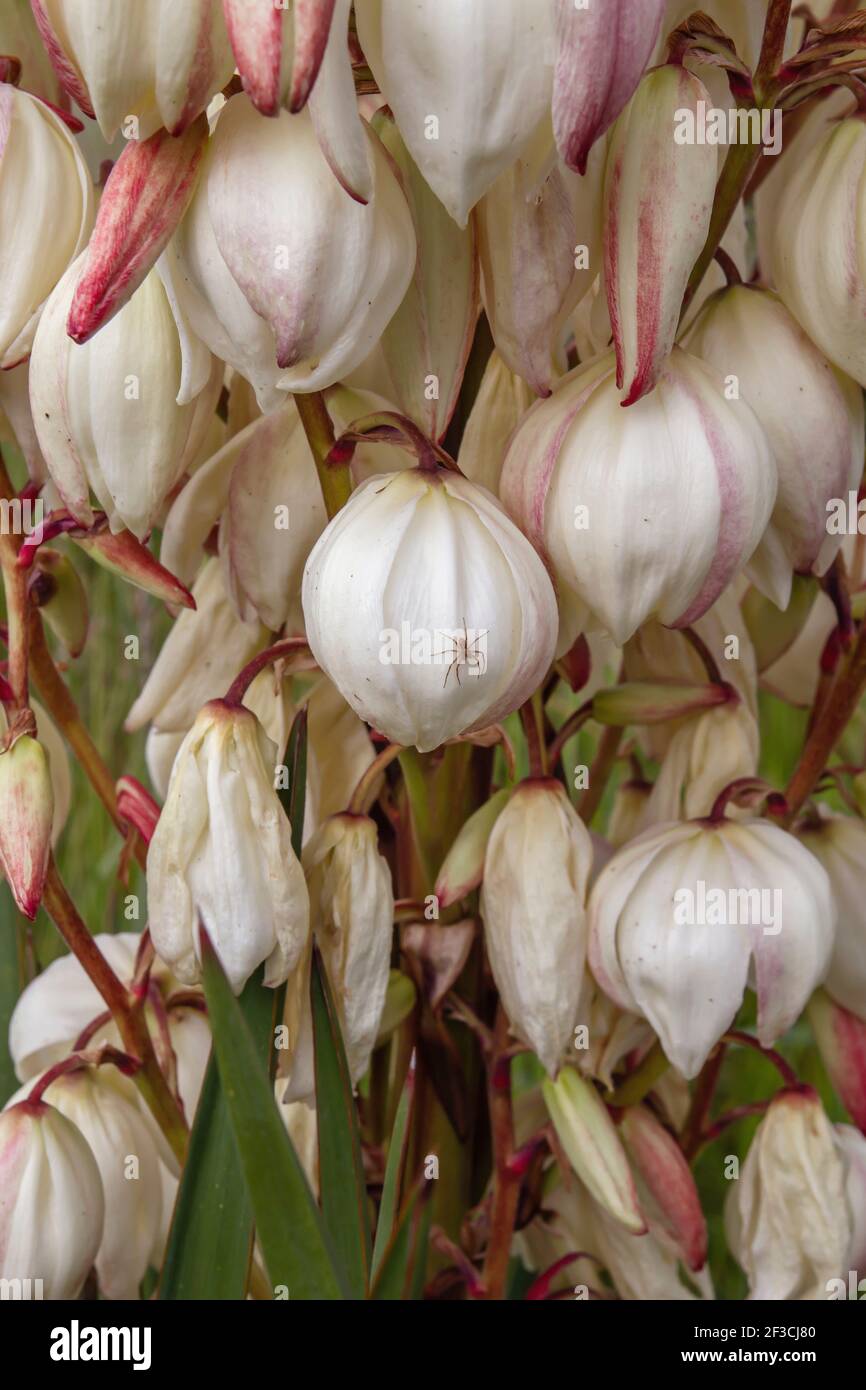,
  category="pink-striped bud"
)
[0,722,53,919]
[604,64,717,405]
